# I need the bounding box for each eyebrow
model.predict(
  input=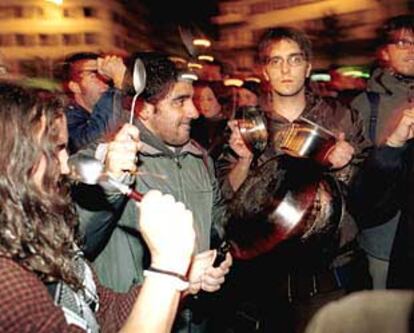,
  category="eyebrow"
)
[269,52,304,58]
[172,93,192,102]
